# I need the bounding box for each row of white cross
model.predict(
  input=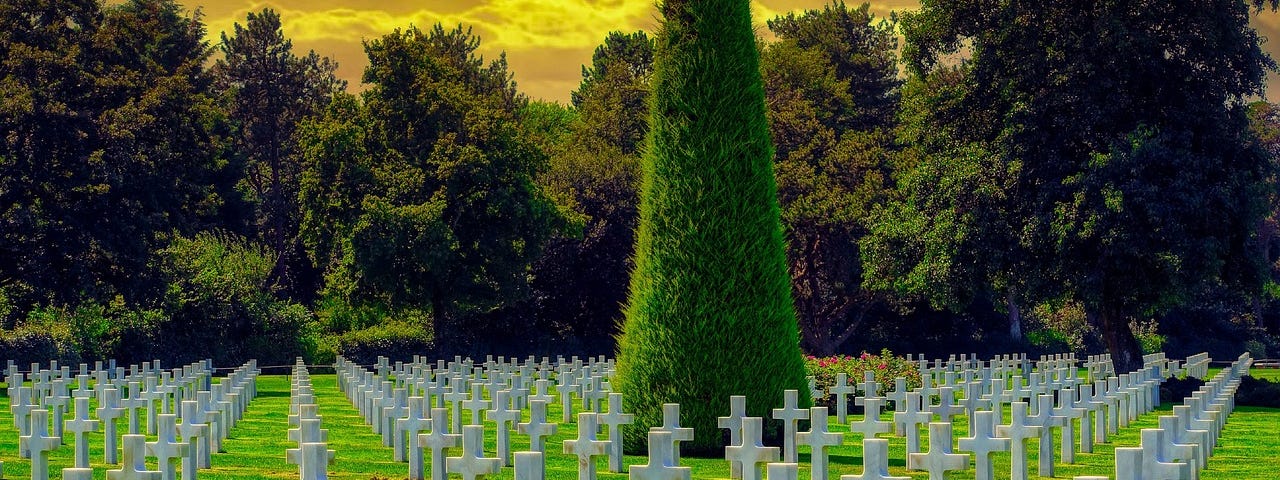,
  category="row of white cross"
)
[287,359,335,480]
[7,359,260,480]
[322,350,1231,480]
